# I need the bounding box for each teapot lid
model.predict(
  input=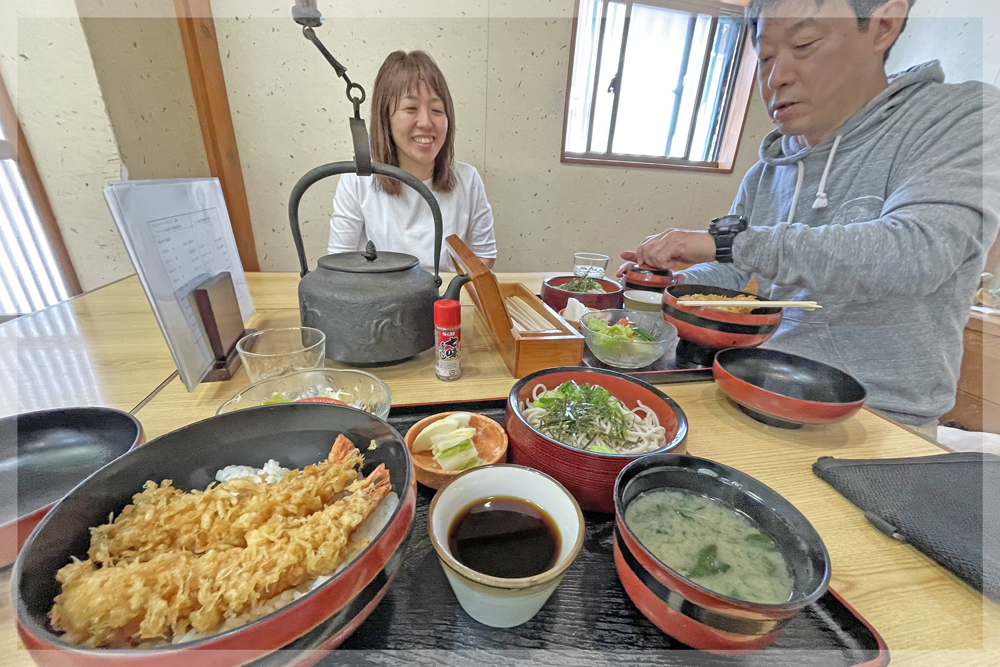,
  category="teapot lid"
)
[317,241,419,274]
